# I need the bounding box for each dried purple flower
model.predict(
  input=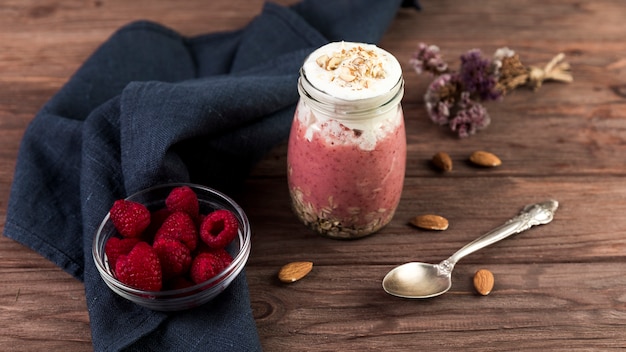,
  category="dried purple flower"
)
[410,43,448,75]
[459,49,502,101]
[411,43,572,138]
[449,92,490,138]
[424,73,458,125]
